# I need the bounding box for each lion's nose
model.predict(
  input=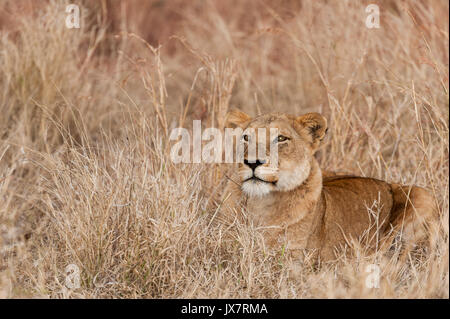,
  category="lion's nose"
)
[244,159,266,171]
